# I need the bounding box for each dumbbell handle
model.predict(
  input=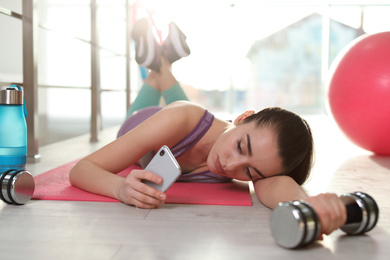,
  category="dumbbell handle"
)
[270,192,379,249]
[342,196,363,223]
[339,192,379,235]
